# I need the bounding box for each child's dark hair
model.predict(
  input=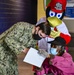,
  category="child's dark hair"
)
[59,46,65,56]
[36,22,51,35]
